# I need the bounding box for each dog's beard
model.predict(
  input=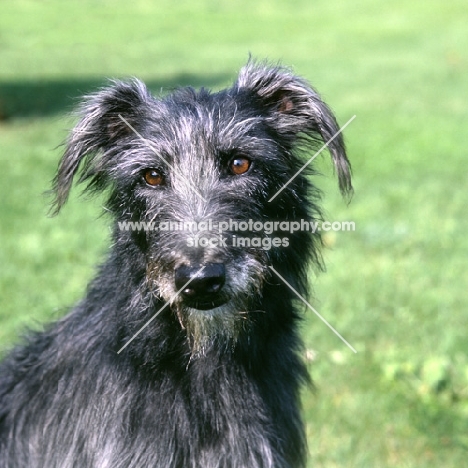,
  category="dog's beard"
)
[146,257,266,356]
[175,300,248,357]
